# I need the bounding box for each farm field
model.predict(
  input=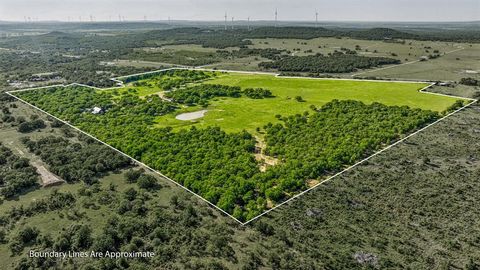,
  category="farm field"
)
[10,69,469,221]
[129,71,463,134]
